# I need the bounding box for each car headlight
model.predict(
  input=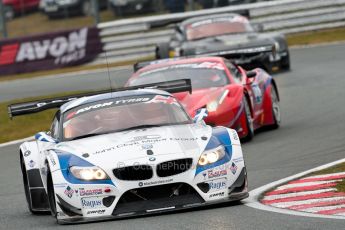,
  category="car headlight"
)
[70,166,109,180]
[198,146,226,166]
